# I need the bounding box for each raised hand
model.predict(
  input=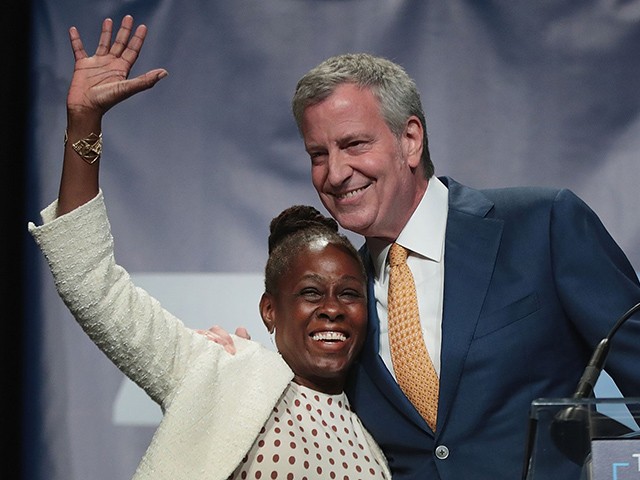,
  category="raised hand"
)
[66,15,167,118]
[57,15,167,216]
